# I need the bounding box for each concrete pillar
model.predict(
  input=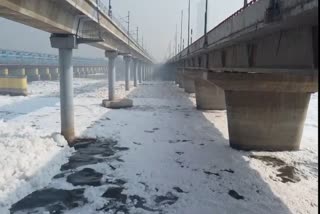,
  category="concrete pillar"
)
[105,51,118,101]
[50,67,59,80]
[139,63,143,83]
[86,67,90,77]
[80,67,85,78]
[195,78,226,110]
[133,59,138,87]
[11,68,26,77]
[207,71,318,151]
[123,54,131,91]
[27,68,40,82]
[175,67,180,85]
[1,68,8,77]
[50,34,78,143]
[178,68,184,88]
[143,65,146,81]
[74,68,80,78]
[39,67,51,81]
[183,74,196,93]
